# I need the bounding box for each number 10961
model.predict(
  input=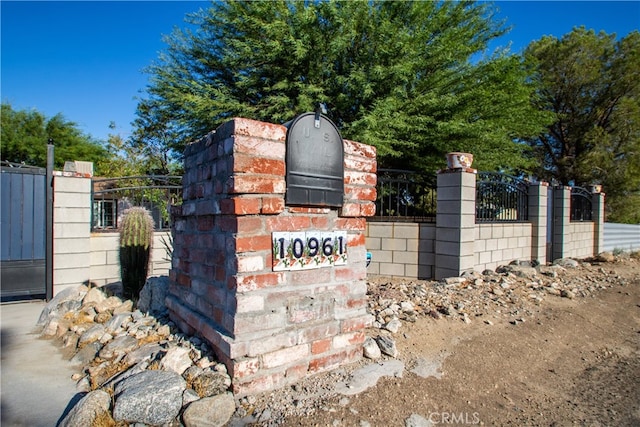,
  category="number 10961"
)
[272,231,348,271]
